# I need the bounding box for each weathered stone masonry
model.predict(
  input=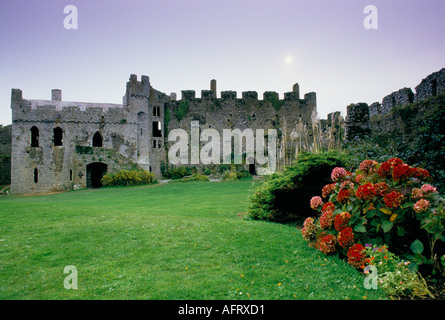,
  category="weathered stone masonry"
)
[345,68,445,139]
[10,75,317,194]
